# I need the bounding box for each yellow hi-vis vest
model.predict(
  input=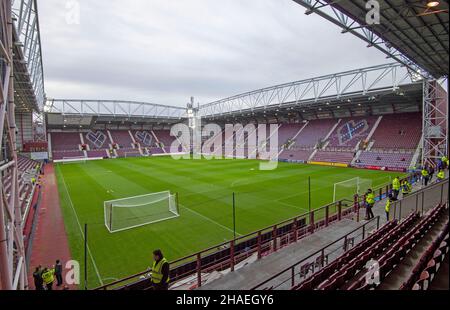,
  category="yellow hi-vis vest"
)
[152,258,169,284]
[385,199,391,213]
[41,269,55,285]
[437,171,445,180]
[422,169,429,177]
[402,181,411,194]
[392,178,400,190]
[366,193,375,205]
